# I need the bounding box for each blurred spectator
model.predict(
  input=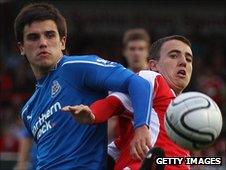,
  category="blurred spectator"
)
[0,65,14,103]
[198,69,226,107]
[0,103,21,153]
[196,63,226,115]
